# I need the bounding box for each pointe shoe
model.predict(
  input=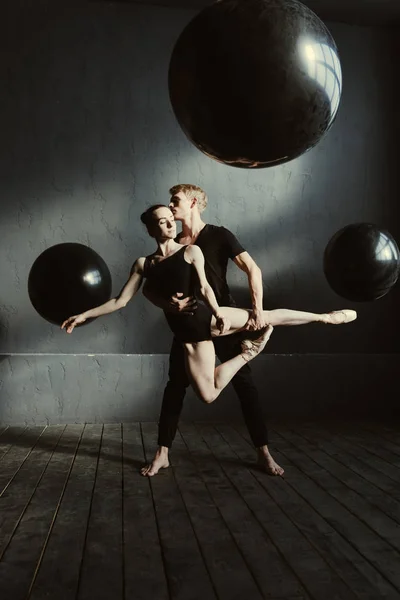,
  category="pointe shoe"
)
[241,325,273,362]
[326,309,357,324]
